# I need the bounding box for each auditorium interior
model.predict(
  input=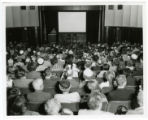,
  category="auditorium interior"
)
[6,5,143,115]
